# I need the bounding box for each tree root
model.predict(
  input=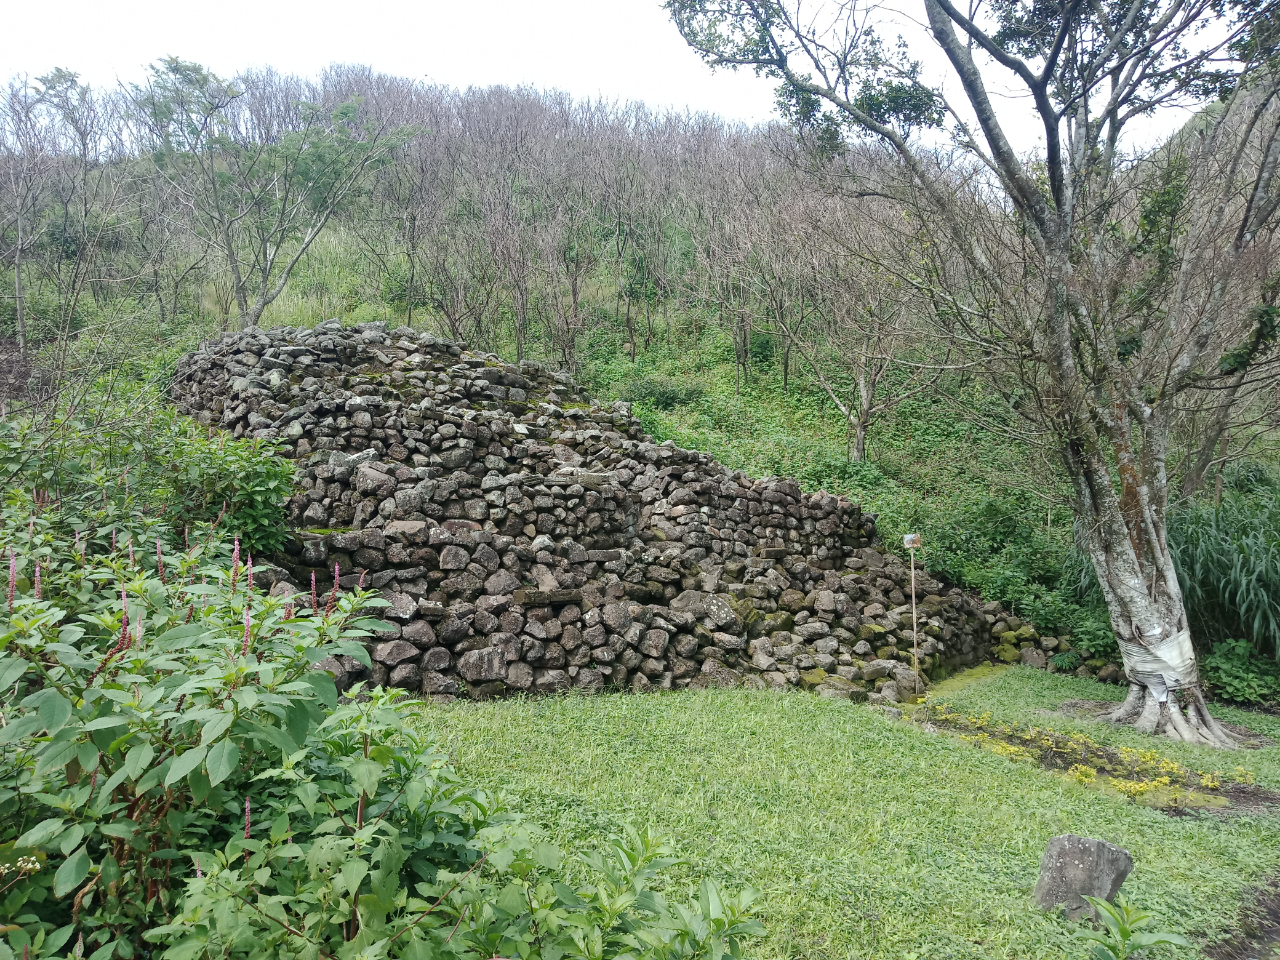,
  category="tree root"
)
[1105,684,1144,723]
[1104,683,1238,749]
